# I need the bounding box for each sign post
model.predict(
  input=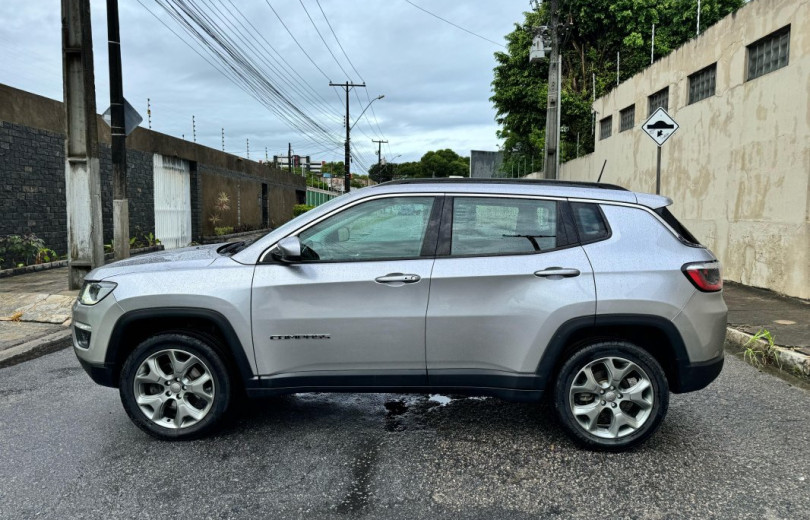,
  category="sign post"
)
[642,107,679,194]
